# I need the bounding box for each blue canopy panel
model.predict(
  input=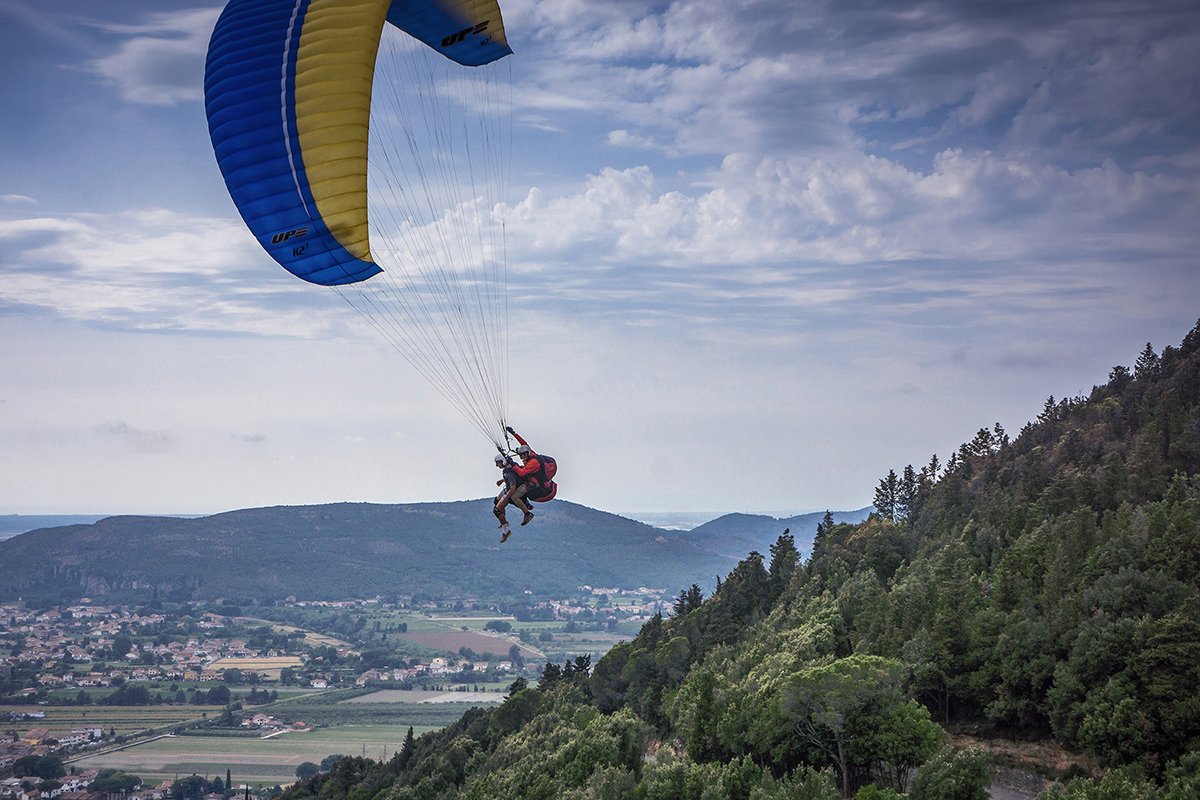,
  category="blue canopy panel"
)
[204,0,512,287]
